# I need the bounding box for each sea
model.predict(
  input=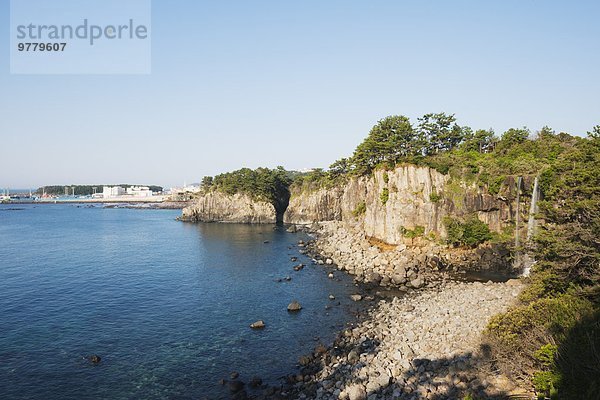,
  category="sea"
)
[0,204,363,399]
